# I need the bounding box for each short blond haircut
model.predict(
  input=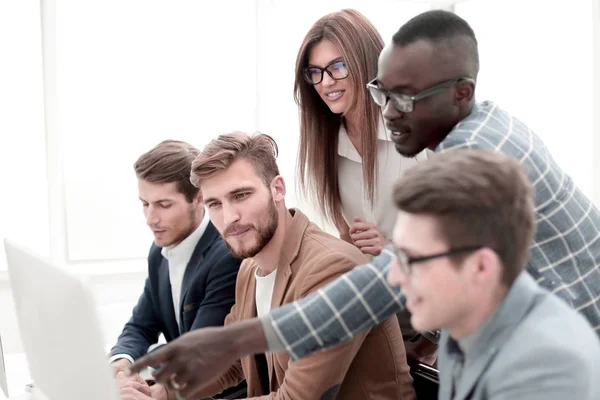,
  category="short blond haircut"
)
[191,132,279,188]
